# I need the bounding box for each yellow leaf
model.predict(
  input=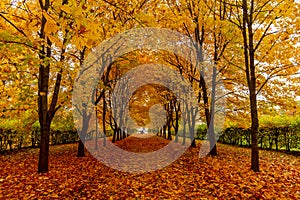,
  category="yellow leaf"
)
[86,38,94,48]
[43,11,58,34]
[48,35,63,48]
[44,20,58,35]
